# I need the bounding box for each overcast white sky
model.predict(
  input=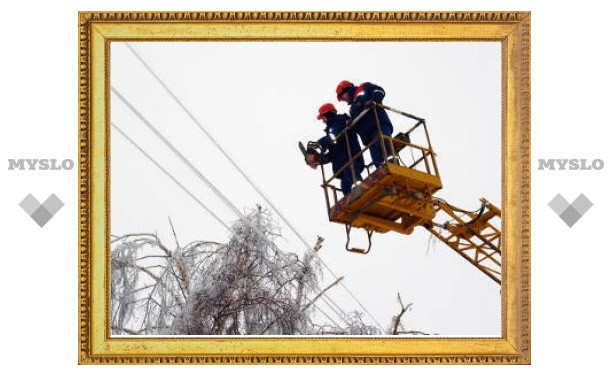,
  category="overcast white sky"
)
[110,41,501,336]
